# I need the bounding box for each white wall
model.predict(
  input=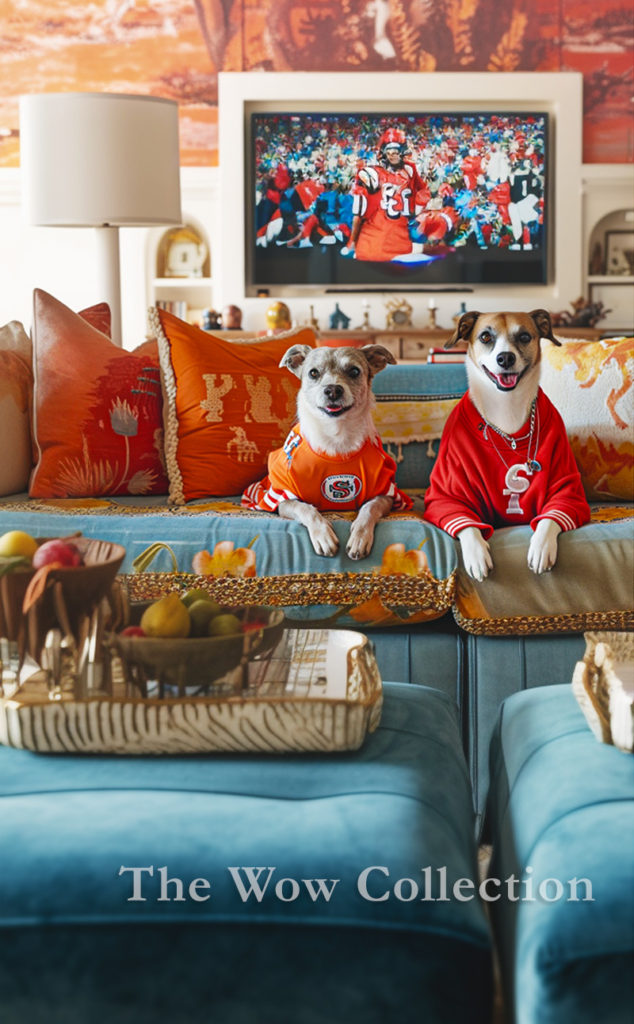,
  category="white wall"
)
[0,168,220,350]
